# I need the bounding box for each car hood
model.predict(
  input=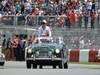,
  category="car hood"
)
[27,43,65,51]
